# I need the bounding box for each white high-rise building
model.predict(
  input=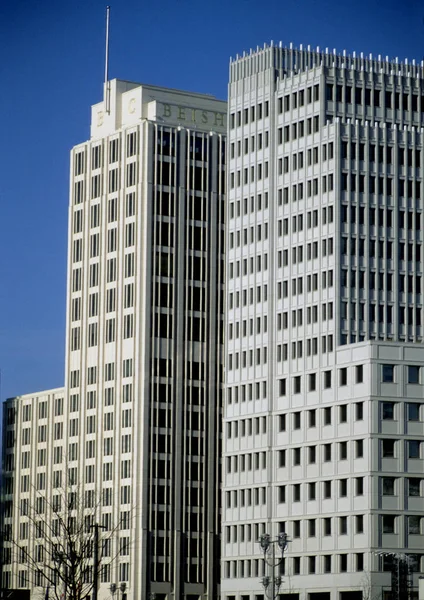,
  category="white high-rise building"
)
[2,79,226,600]
[222,45,424,600]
